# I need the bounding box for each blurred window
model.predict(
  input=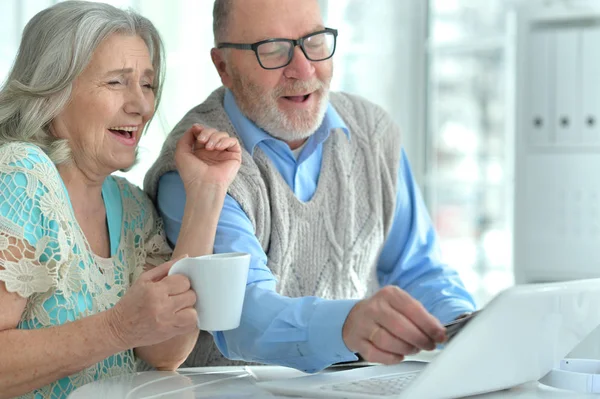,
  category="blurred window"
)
[426,0,516,305]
